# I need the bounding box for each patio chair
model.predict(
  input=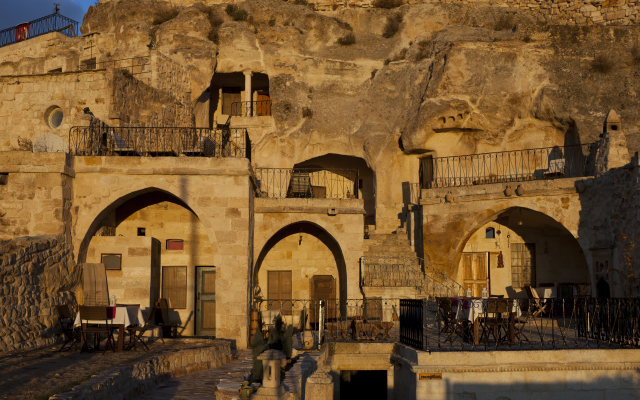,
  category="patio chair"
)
[126,307,156,351]
[524,286,550,318]
[437,298,467,344]
[155,298,179,338]
[55,304,79,352]
[78,306,116,352]
[478,299,509,344]
[513,299,531,344]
